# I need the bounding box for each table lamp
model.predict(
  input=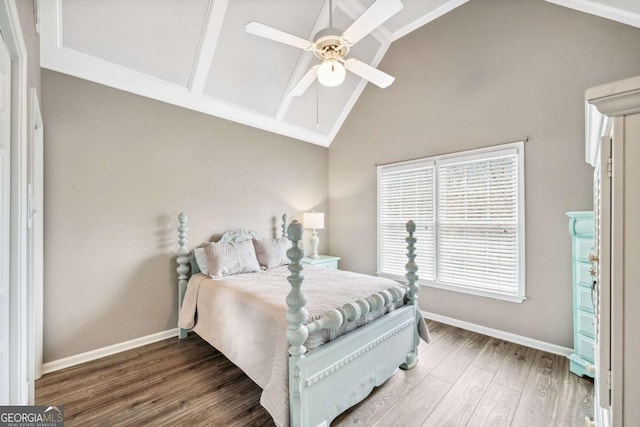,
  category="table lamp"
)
[303,212,324,259]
